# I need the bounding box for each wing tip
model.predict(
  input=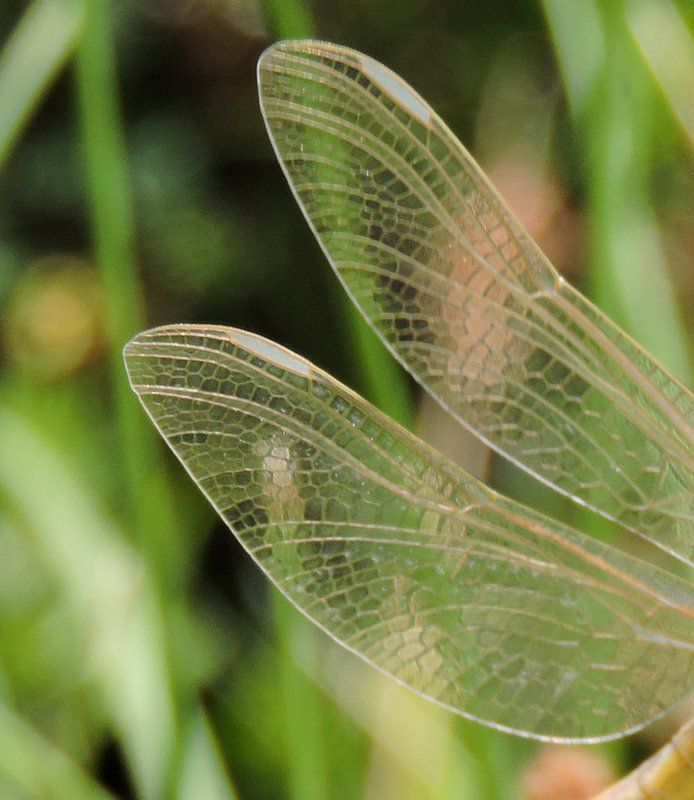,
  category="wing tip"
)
[122,323,203,389]
[257,38,328,82]
[257,39,371,96]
